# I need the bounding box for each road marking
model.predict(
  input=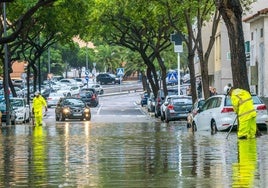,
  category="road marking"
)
[97,104,102,115]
